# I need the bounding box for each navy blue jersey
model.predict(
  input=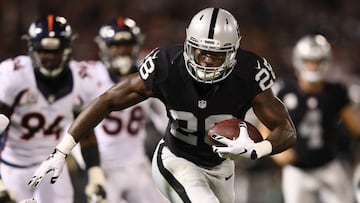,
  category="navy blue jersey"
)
[139,45,275,167]
[276,78,350,169]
